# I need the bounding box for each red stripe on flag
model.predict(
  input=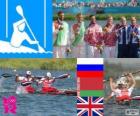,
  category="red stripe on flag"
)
[77,104,103,108]
[77,71,103,78]
[80,78,103,90]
